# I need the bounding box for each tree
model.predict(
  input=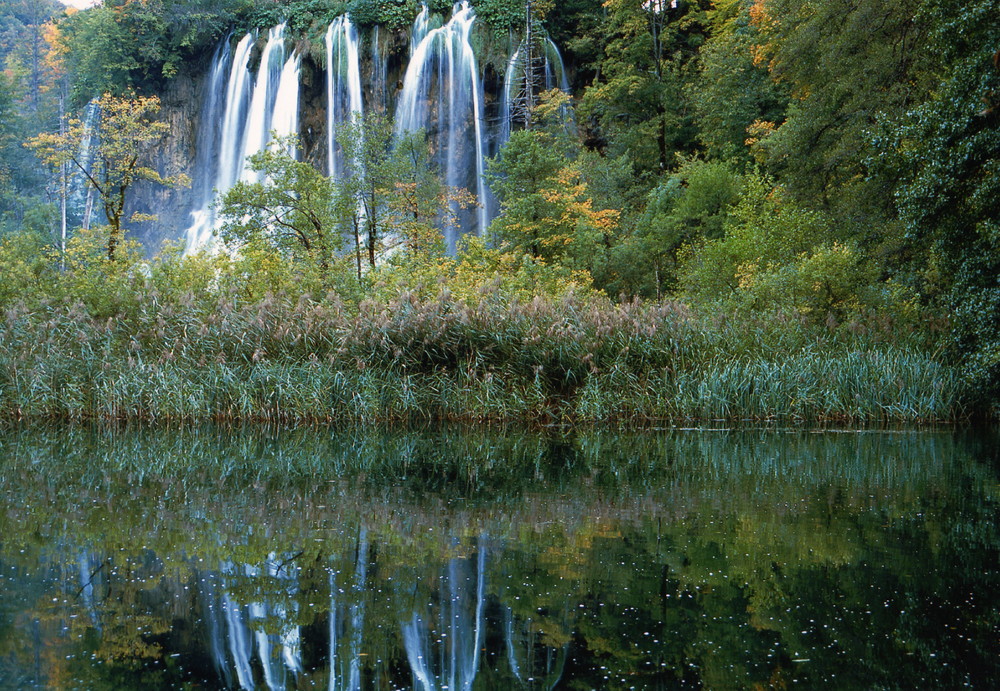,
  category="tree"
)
[622,158,743,297]
[678,172,870,320]
[0,0,66,233]
[688,0,788,164]
[880,0,1000,404]
[27,92,189,260]
[579,0,708,177]
[748,0,934,229]
[217,135,342,273]
[386,130,470,260]
[335,112,405,276]
[487,128,618,270]
[59,0,238,101]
